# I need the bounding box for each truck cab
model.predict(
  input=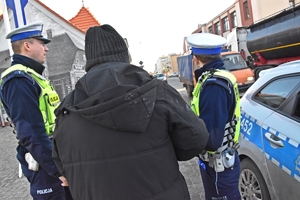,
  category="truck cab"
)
[221,51,255,96]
